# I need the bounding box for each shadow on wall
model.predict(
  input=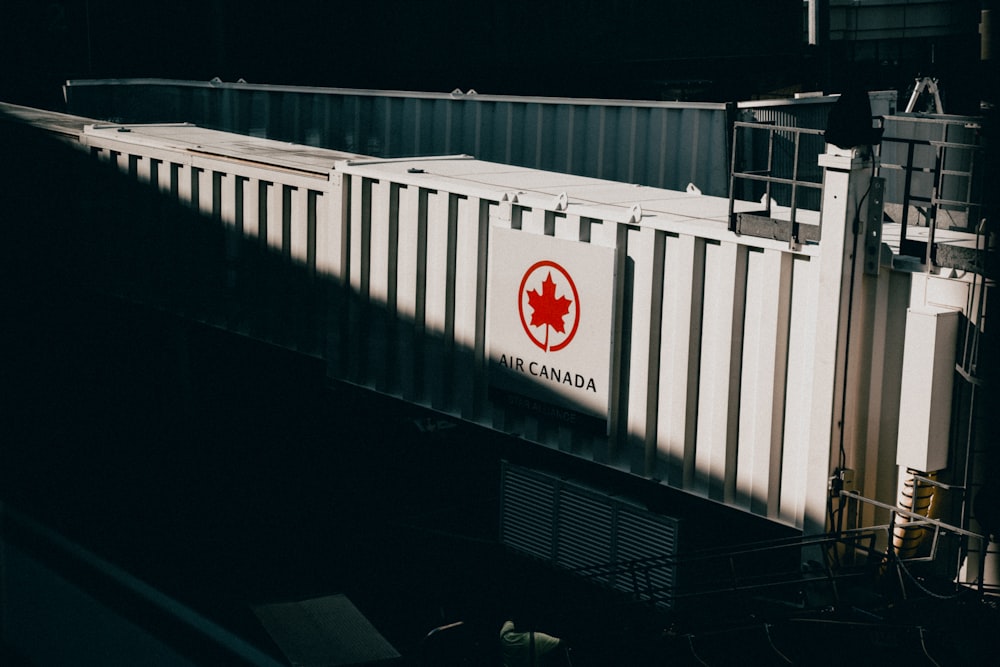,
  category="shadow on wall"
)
[0,109,796,548]
[0,110,804,666]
